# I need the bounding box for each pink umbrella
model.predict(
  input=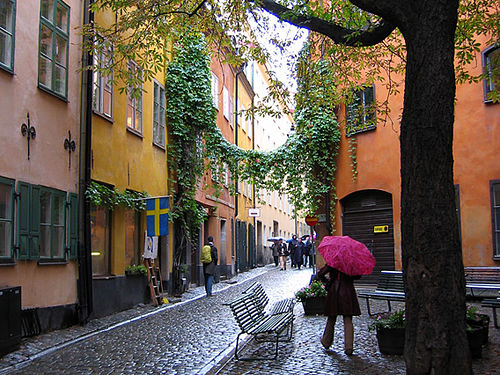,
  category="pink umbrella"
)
[318,236,376,276]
